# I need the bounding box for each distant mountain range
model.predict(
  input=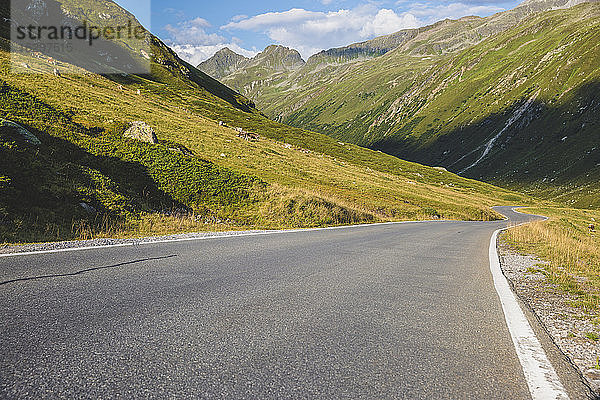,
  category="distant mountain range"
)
[198,0,600,208]
[199,0,590,80]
